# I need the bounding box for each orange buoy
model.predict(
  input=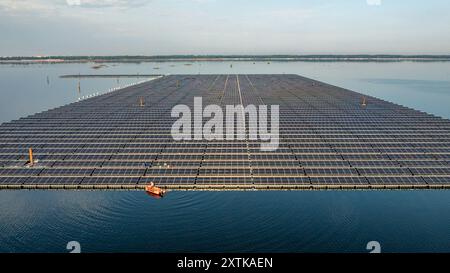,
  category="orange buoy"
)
[145,182,166,197]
